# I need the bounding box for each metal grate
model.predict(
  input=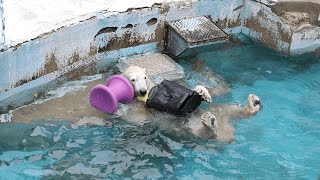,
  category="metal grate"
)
[167,16,228,44]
